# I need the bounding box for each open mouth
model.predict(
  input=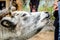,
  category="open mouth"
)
[1,20,16,30]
